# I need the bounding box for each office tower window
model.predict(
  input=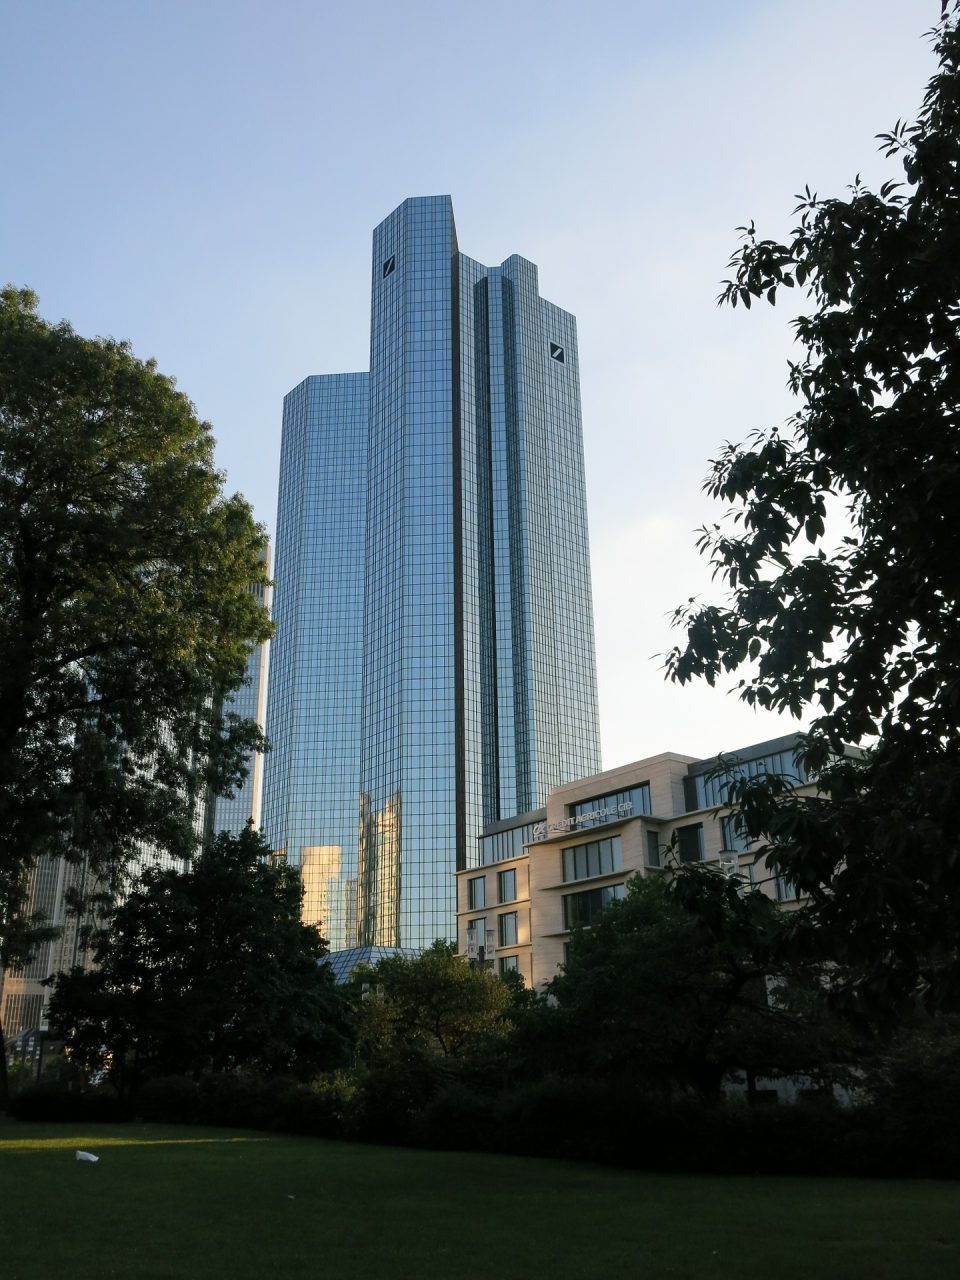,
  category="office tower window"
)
[467,876,486,909]
[498,954,518,975]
